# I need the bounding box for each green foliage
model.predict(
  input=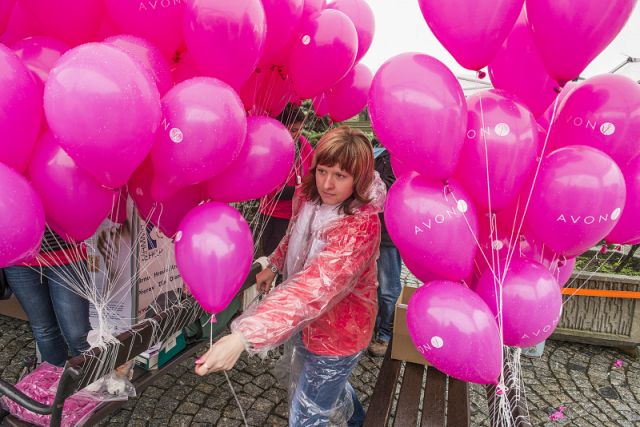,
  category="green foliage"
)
[575,253,640,276]
[300,100,331,134]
